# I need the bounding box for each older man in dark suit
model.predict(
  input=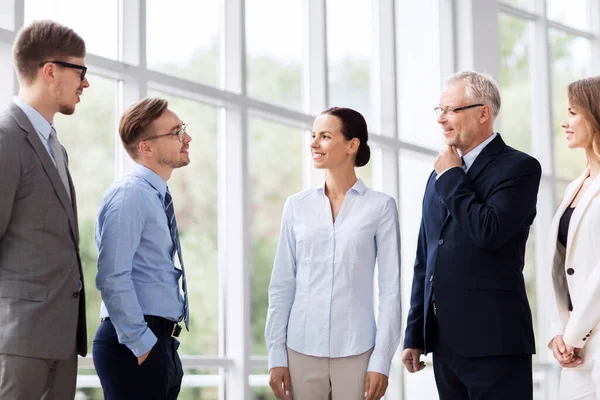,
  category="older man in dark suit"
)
[402,71,541,399]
